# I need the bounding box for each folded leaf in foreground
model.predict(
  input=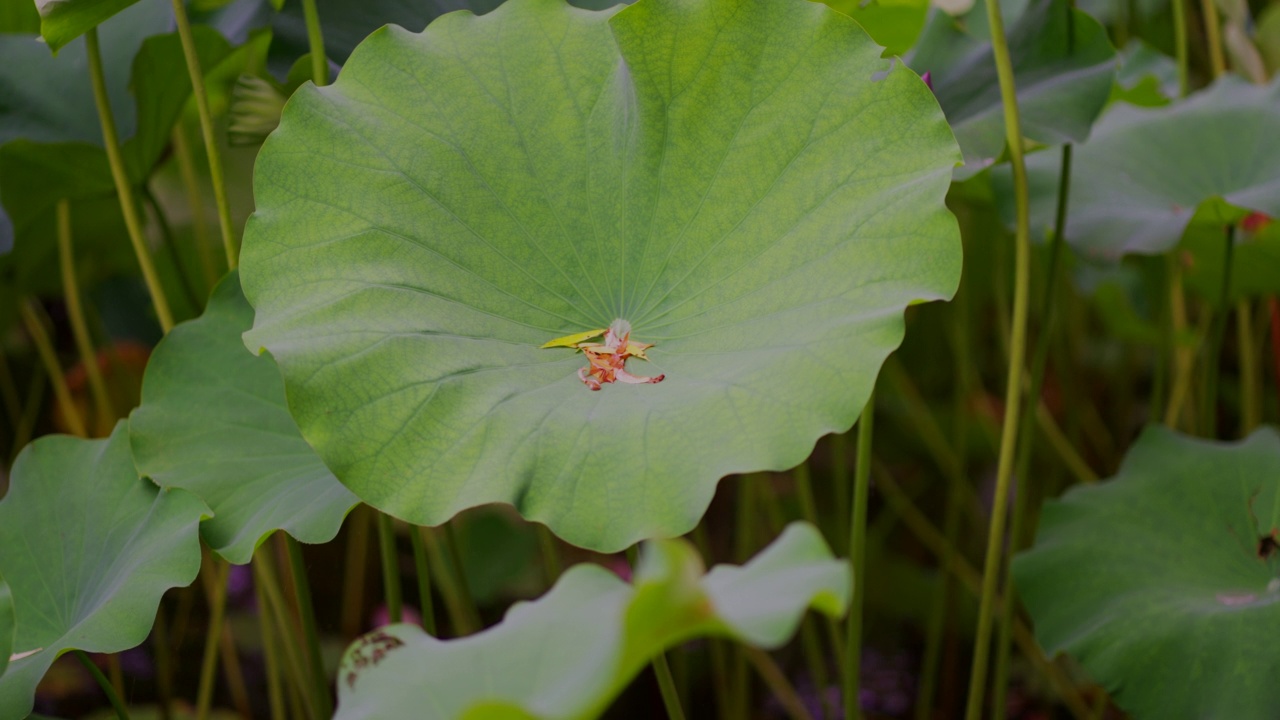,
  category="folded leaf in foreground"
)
[1013,425,1280,720]
[0,423,208,720]
[334,522,849,720]
[130,272,358,565]
[240,0,961,551]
